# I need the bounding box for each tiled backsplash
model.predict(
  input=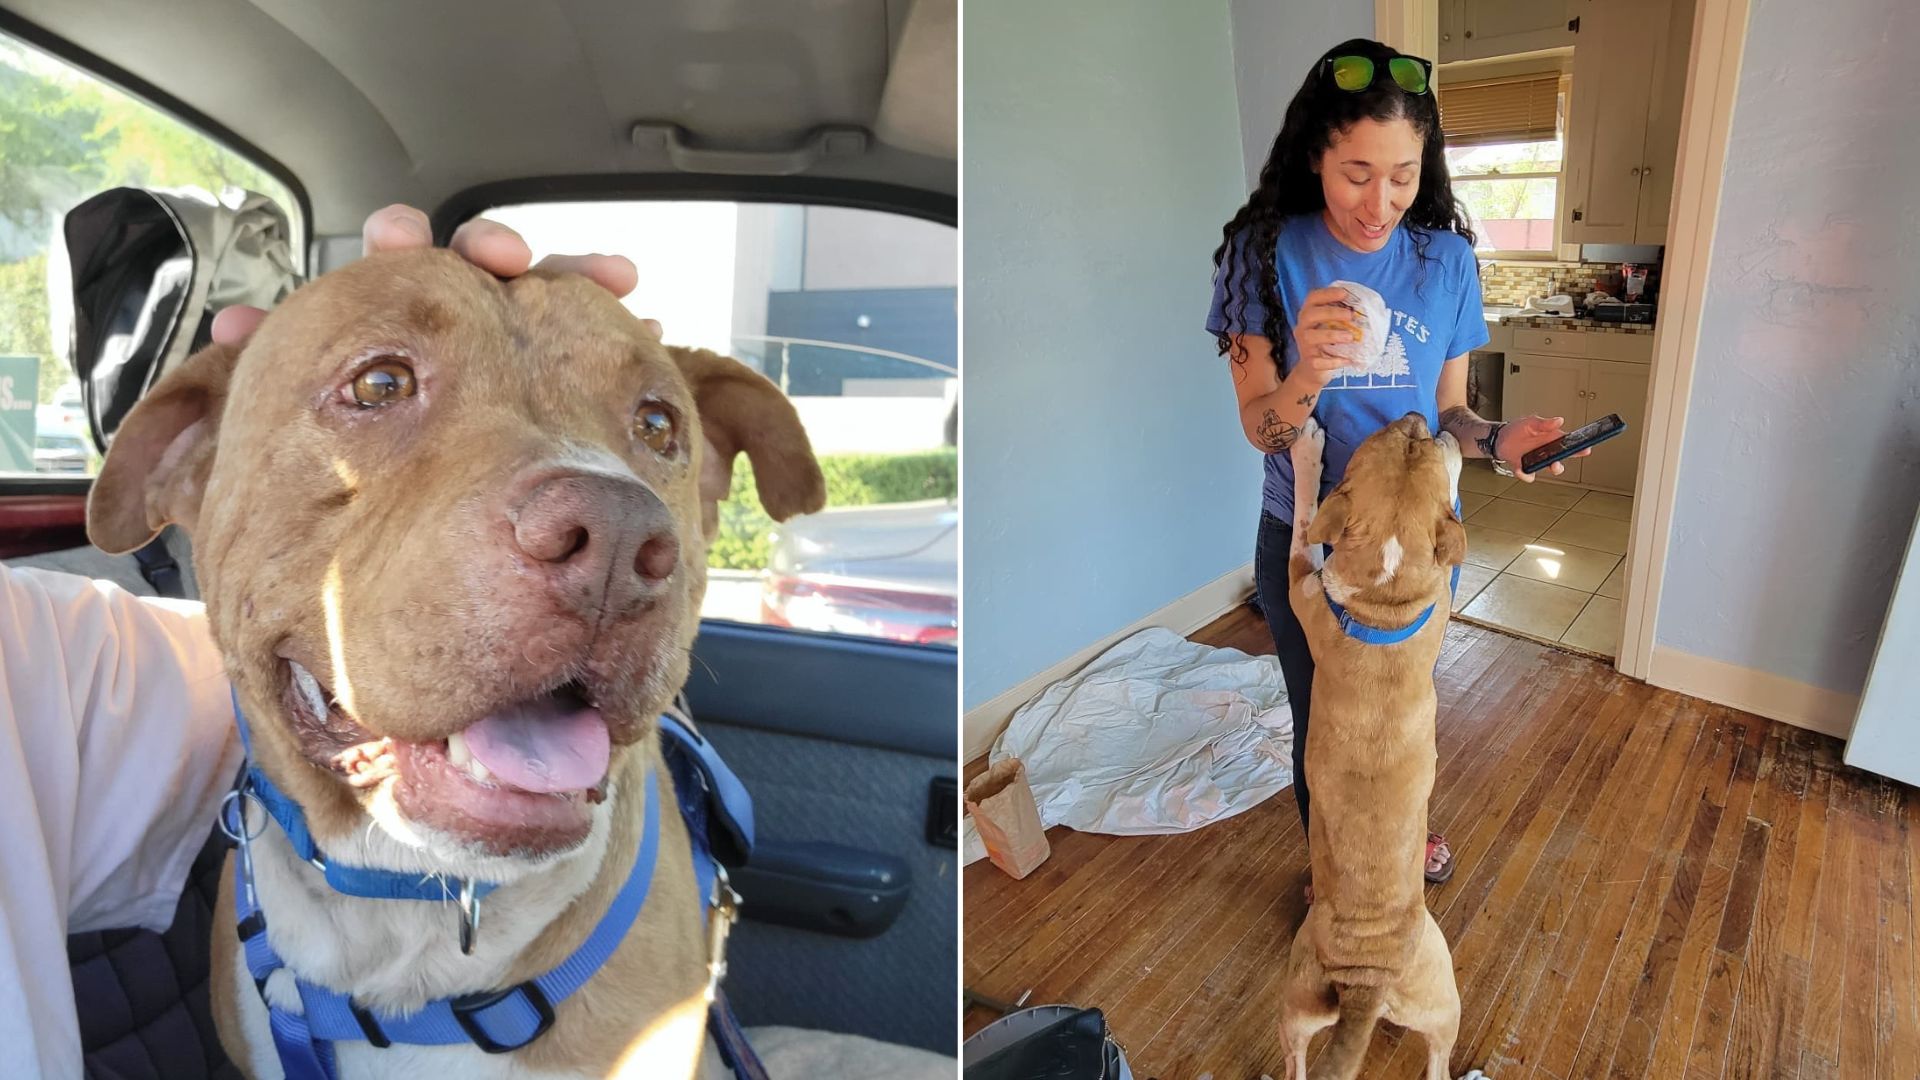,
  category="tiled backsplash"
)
[1479,260,1663,307]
